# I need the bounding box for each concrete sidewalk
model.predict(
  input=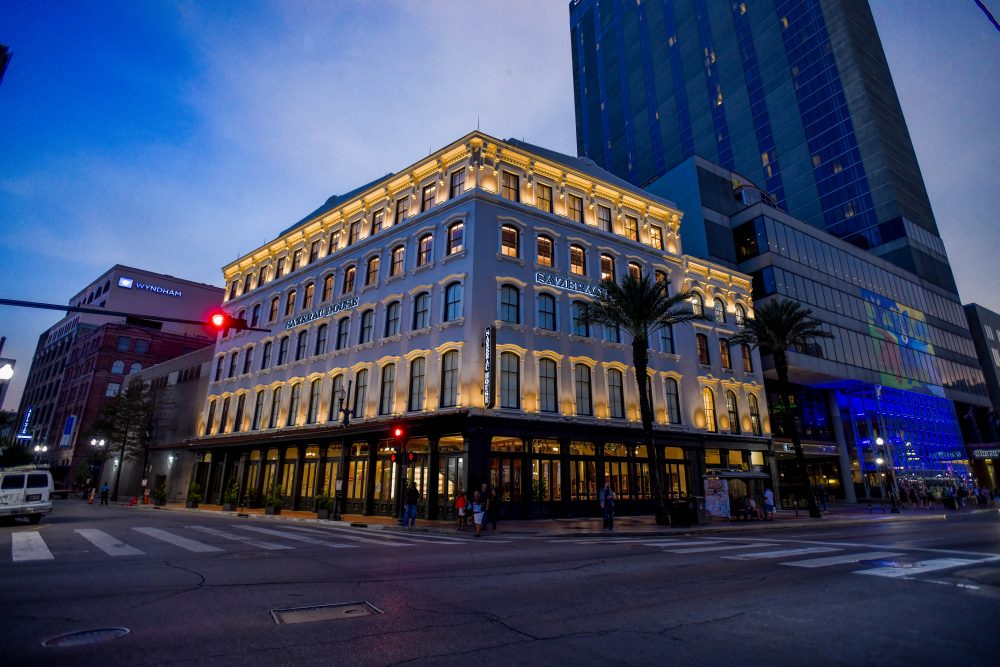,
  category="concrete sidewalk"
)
[118,498,996,537]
